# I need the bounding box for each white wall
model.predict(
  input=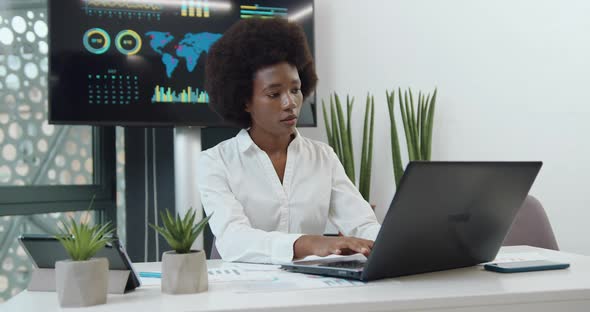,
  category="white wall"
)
[300,0,590,255]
